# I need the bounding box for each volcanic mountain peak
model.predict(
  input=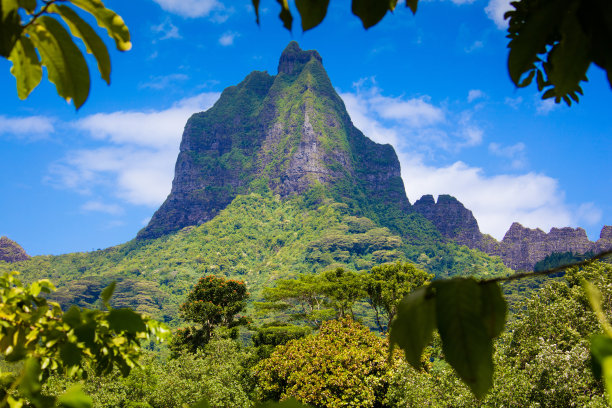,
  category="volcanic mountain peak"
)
[138,42,409,239]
